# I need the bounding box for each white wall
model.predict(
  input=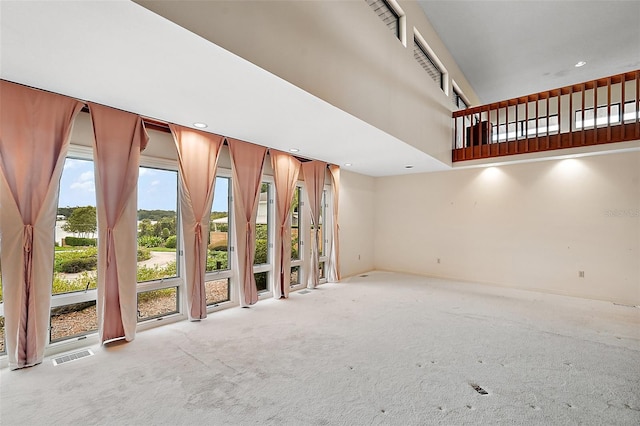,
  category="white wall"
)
[339,170,376,278]
[136,0,478,166]
[374,151,640,305]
